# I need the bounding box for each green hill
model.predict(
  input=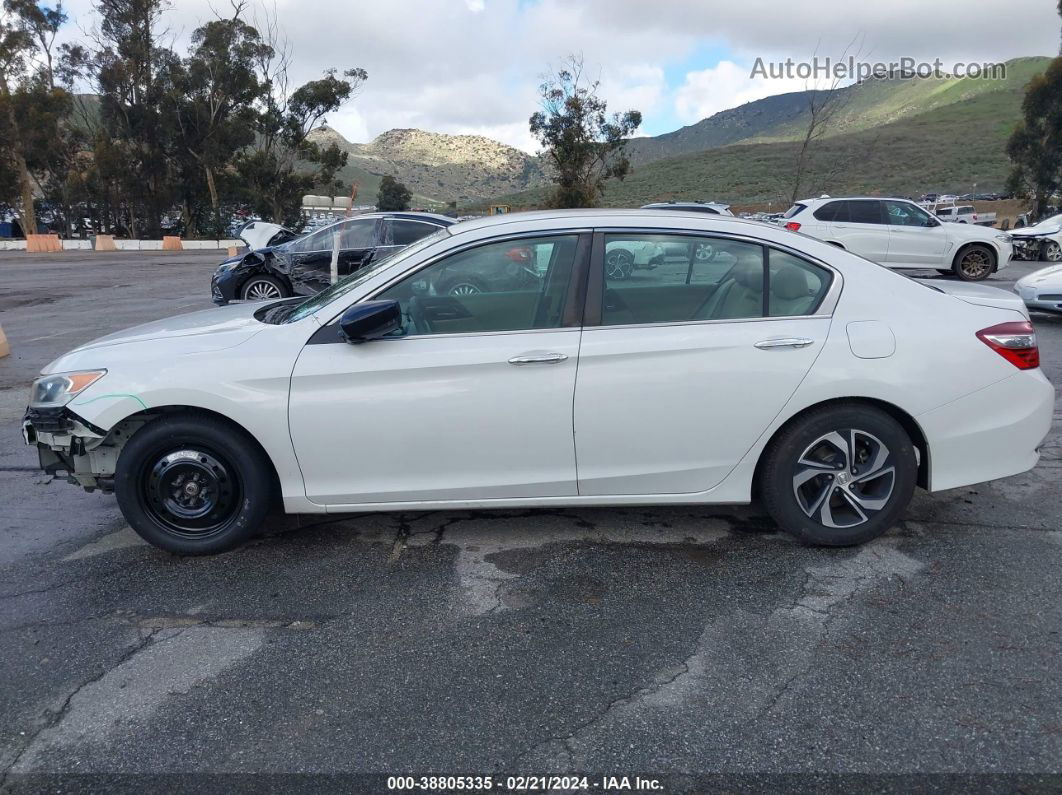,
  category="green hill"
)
[489,56,1051,210]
